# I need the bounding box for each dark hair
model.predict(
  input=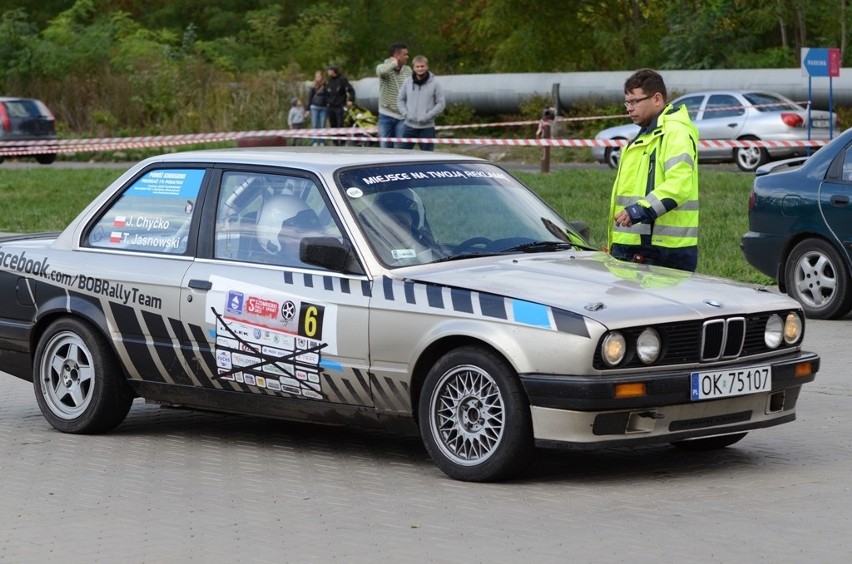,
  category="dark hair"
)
[390,43,407,57]
[624,68,667,100]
